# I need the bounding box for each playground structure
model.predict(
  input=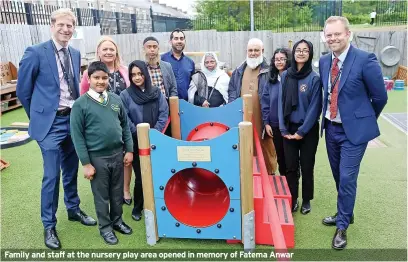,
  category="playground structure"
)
[136,95,294,254]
